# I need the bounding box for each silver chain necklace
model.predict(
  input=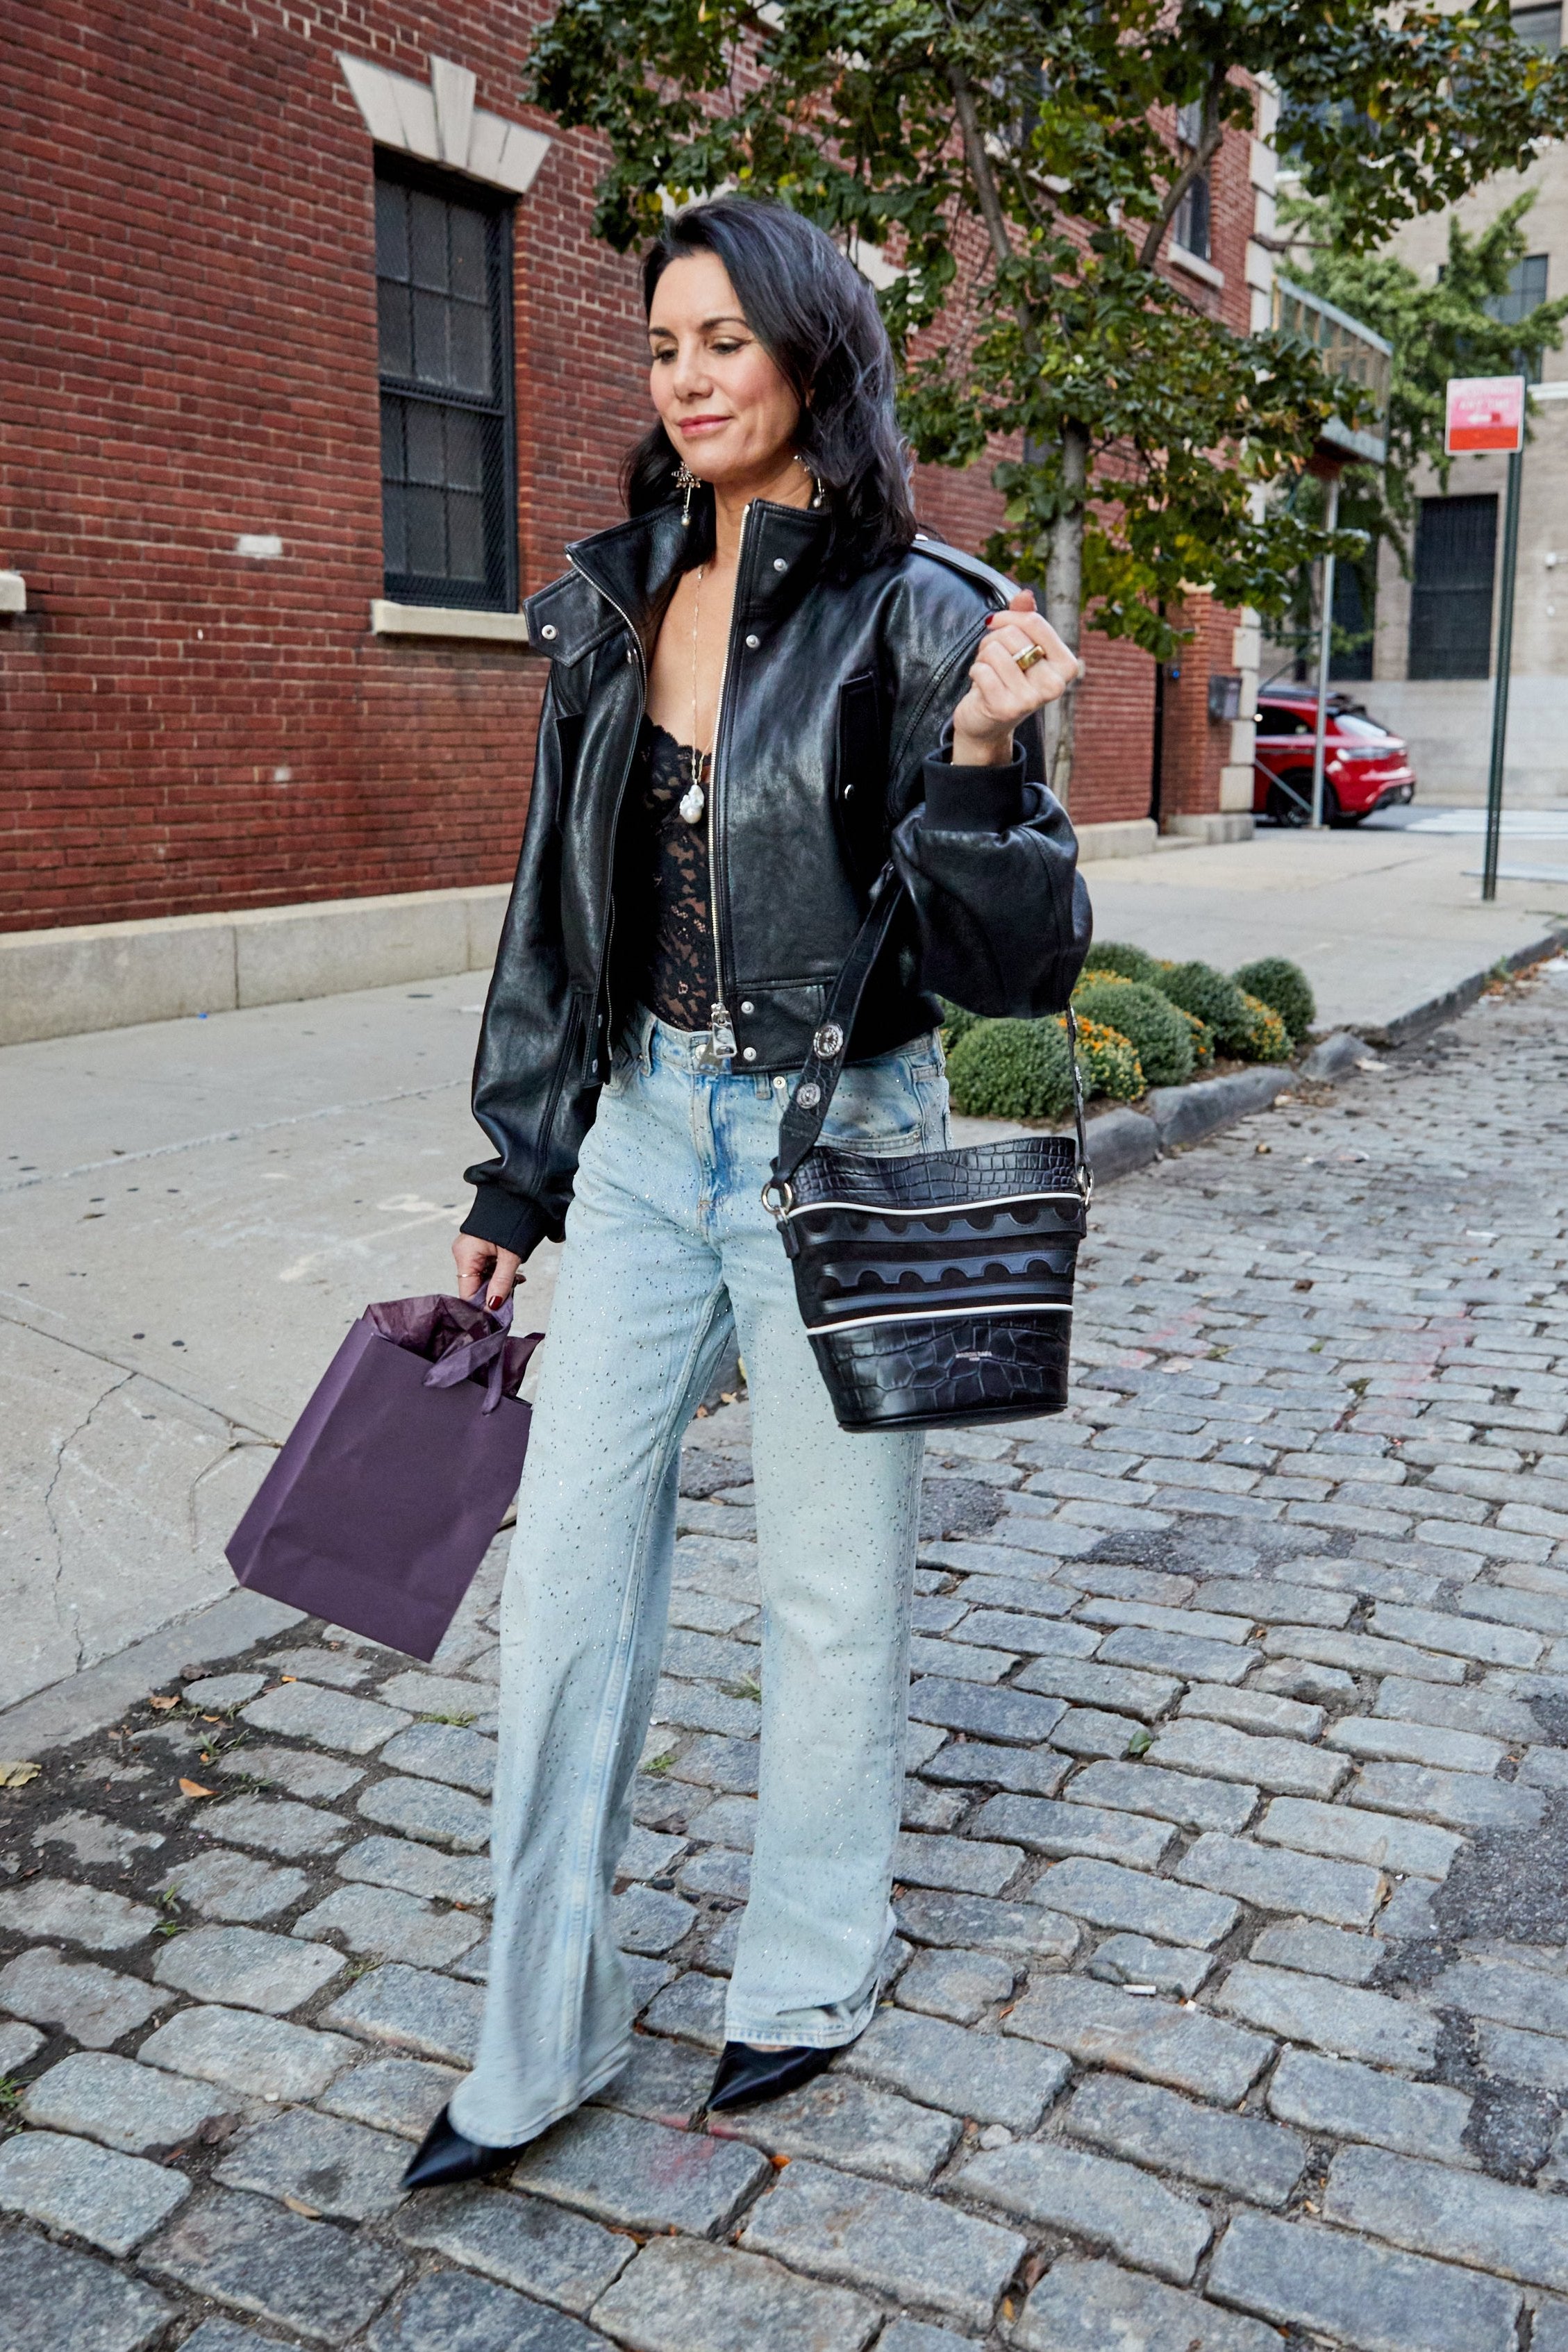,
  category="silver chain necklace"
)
[679,565,707,826]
